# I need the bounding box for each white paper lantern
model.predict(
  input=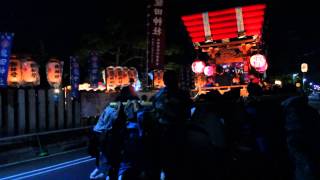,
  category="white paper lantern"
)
[106,66,115,90]
[22,59,40,86]
[46,58,63,88]
[7,56,22,87]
